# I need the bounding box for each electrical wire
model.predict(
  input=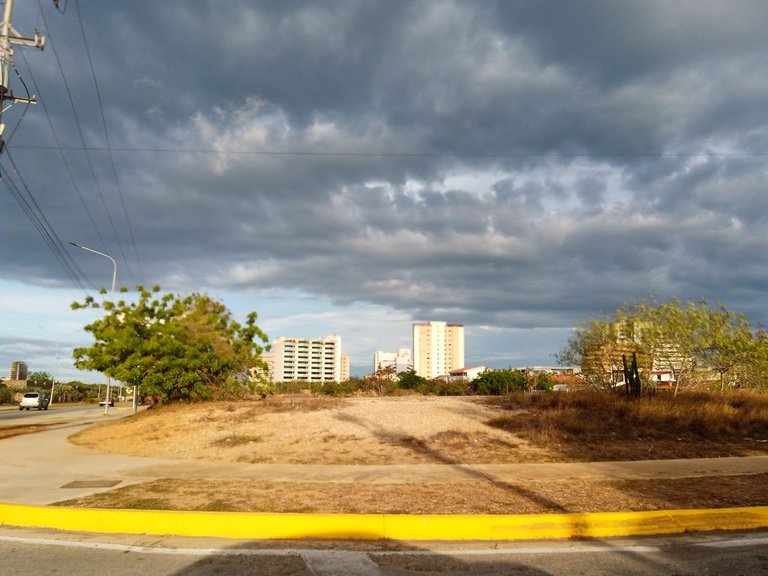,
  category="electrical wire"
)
[2,65,33,148]
[73,0,143,285]
[7,144,765,159]
[36,0,131,279]
[19,49,108,252]
[1,148,91,293]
